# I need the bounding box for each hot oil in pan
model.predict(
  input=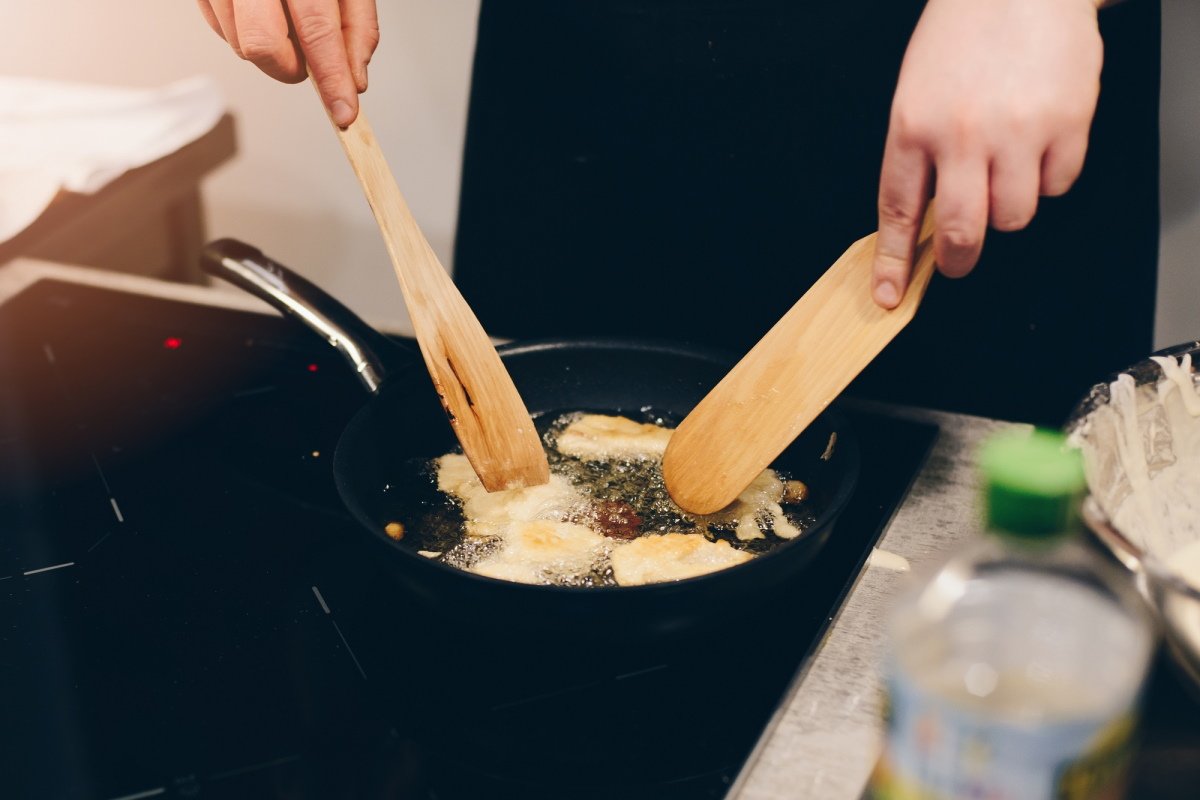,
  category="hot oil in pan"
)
[378,408,821,587]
